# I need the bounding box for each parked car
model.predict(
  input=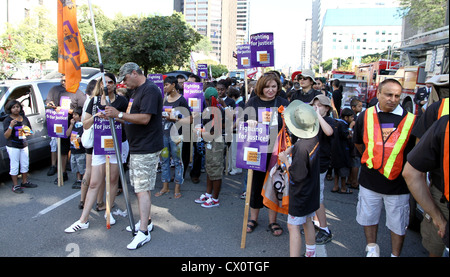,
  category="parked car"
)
[42,67,103,81]
[0,79,89,175]
[164,71,194,80]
